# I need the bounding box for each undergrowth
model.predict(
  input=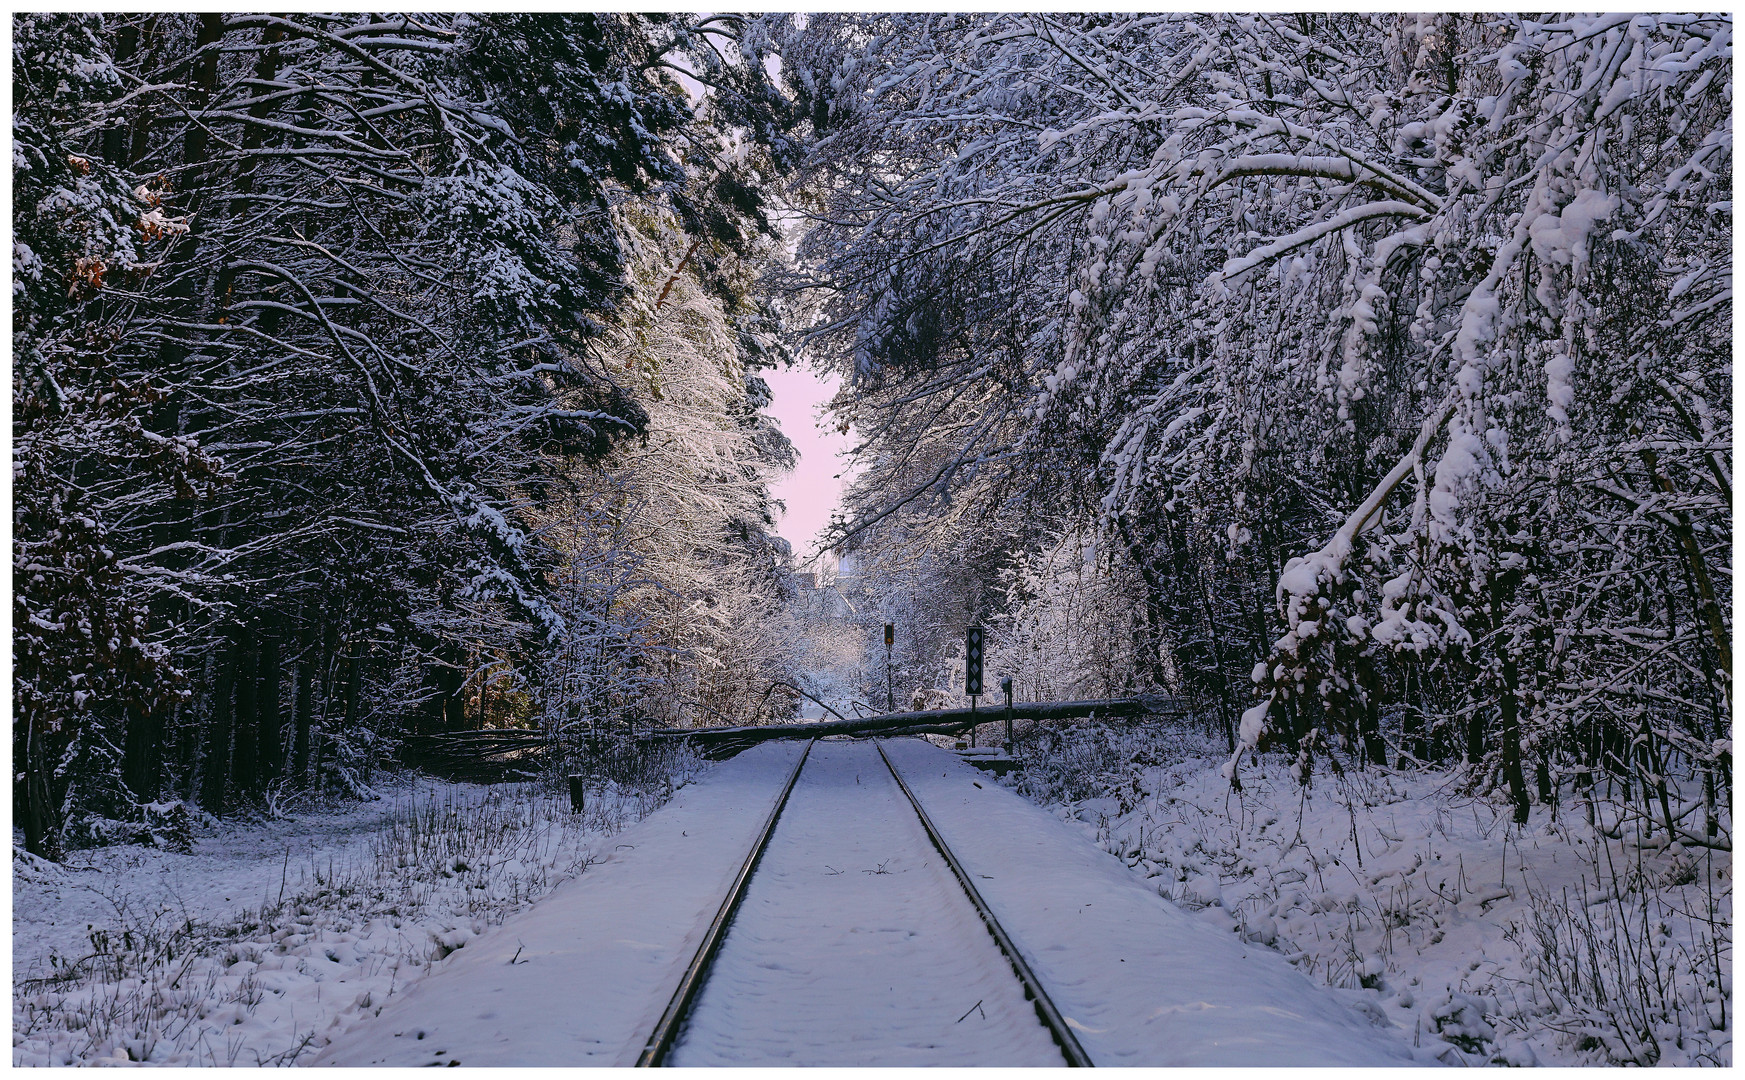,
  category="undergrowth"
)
[13,749,706,1066]
[1006,717,1731,1067]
